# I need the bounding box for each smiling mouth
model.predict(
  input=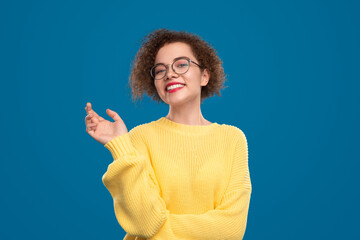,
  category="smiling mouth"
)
[167,85,185,93]
[166,84,186,91]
